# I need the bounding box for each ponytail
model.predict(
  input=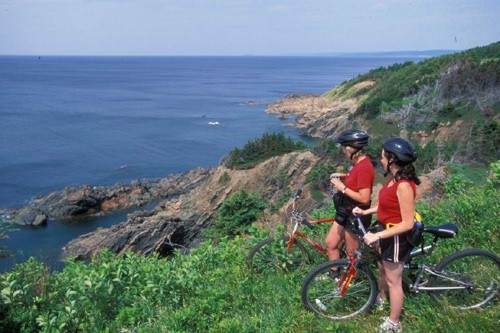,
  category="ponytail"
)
[384,151,421,185]
[395,163,421,185]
